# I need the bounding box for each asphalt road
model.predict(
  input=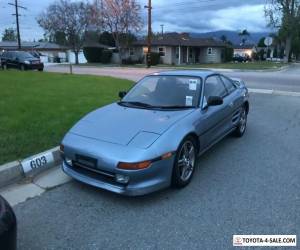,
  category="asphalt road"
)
[14,93,300,250]
[45,63,300,92]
